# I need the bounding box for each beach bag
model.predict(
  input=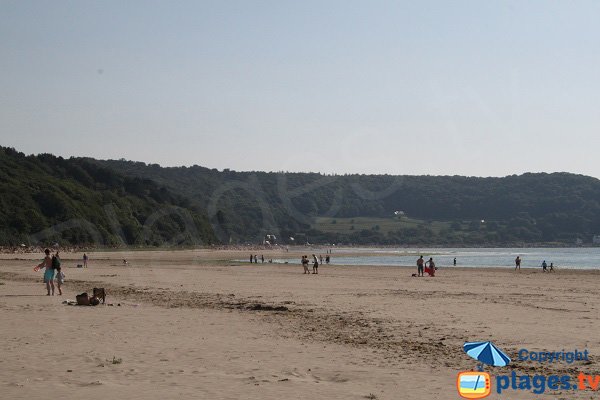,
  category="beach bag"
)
[76,292,90,306]
[51,255,61,270]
